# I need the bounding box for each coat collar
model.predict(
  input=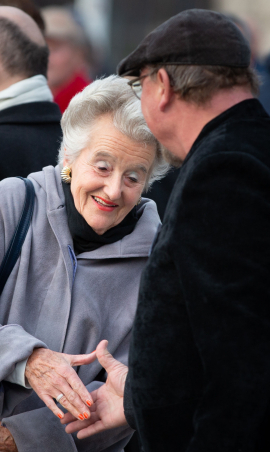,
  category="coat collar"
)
[77,200,161,259]
[184,99,269,167]
[0,101,61,124]
[29,166,74,292]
